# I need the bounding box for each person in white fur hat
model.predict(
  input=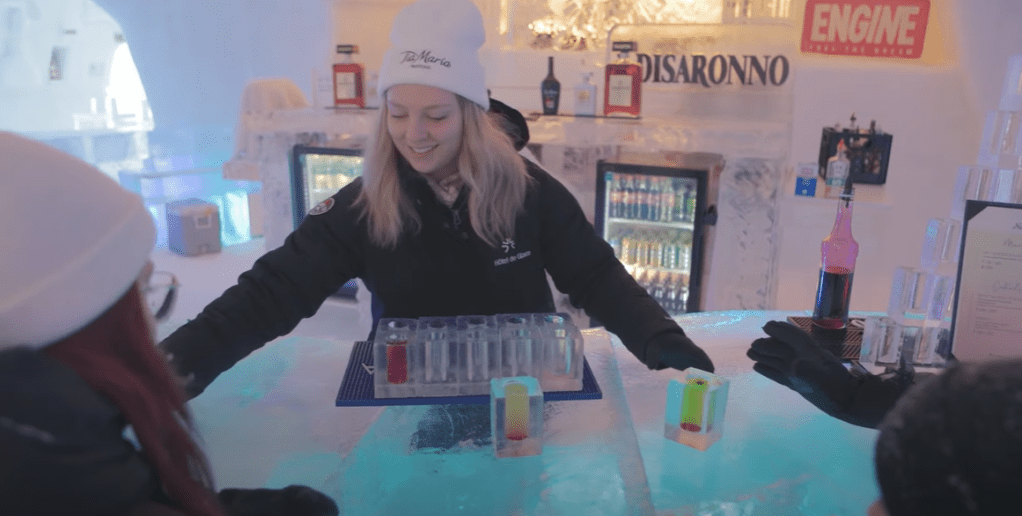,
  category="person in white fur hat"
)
[0,132,338,516]
[159,0,714,447]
